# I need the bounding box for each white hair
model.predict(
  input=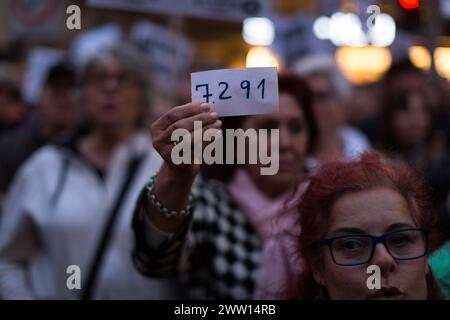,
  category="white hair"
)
[79,43,150,91]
